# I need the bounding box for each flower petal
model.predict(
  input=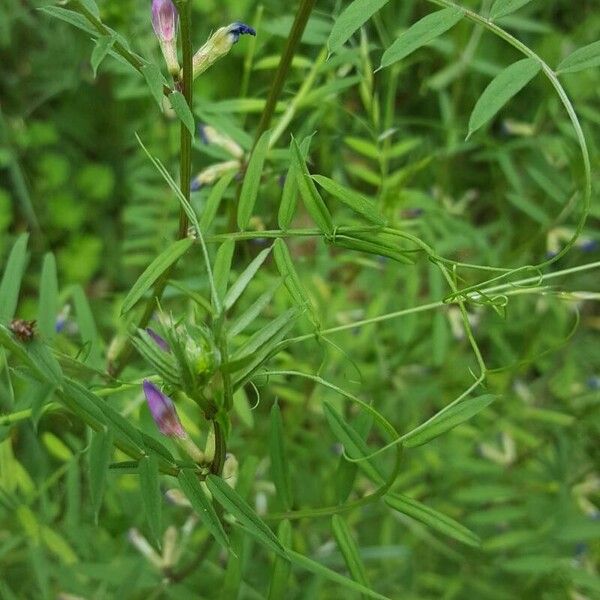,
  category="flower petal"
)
[142,380,186,438]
